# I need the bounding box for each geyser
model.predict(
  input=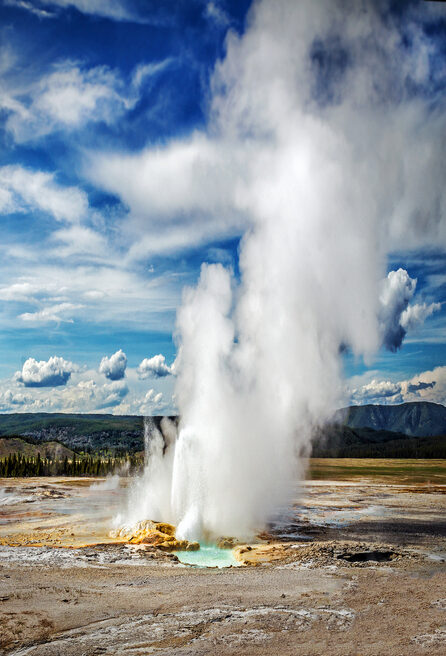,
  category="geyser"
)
[119,0,446,542]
